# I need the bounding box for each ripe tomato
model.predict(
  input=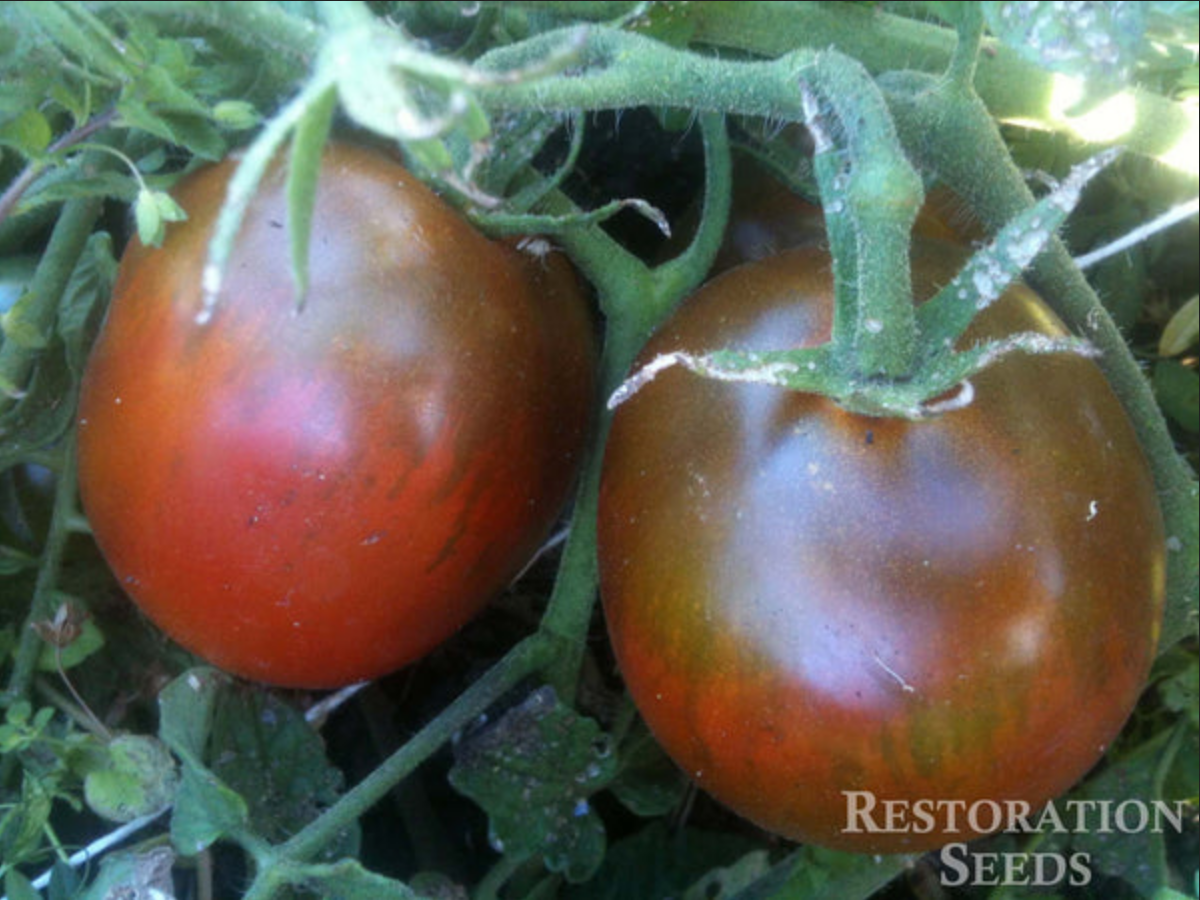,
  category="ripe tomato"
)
[597,240,1164,852]
[77,141,596,688]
